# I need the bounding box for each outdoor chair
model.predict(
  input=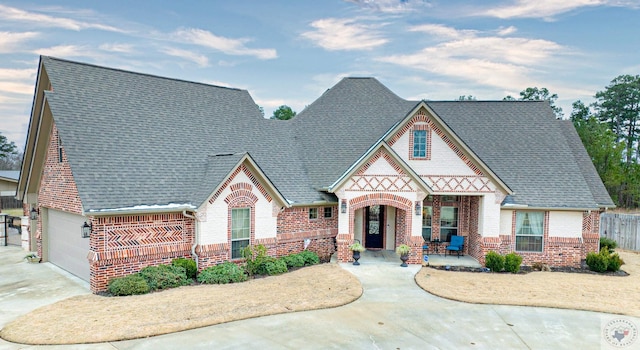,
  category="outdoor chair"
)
[446,235,464,258]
